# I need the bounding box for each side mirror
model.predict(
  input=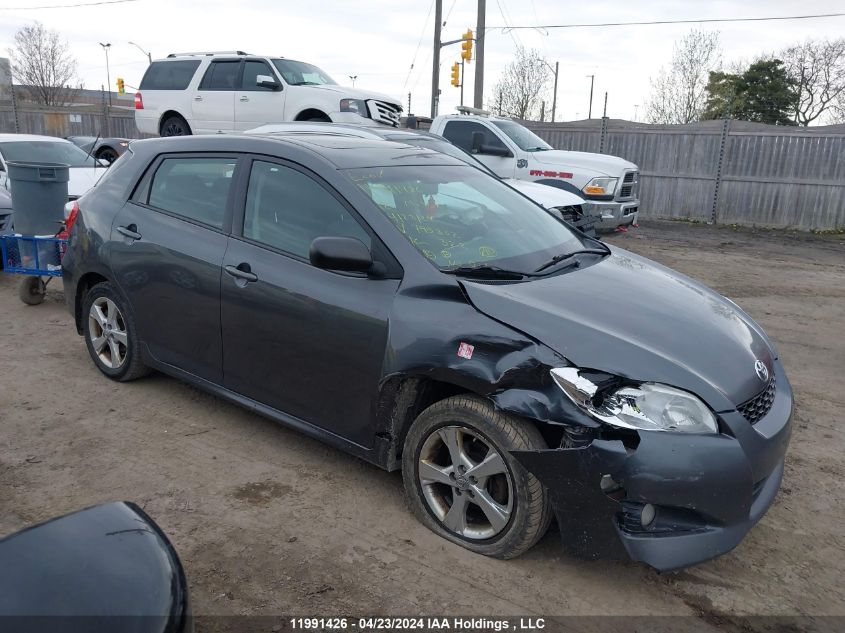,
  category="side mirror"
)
[310,236,373,273]
[256,74,280,90]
